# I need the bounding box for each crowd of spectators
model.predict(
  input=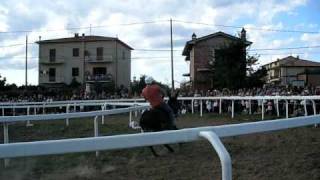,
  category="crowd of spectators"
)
[180,85,320,97]
[1,85,320,103]
[178,85,320,117]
